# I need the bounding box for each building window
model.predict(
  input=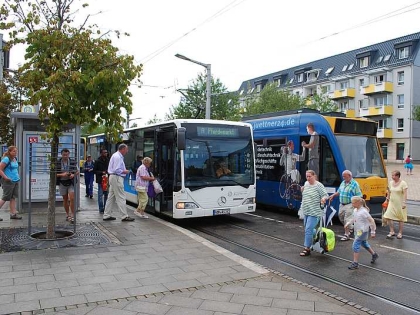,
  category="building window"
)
[359,56,369,68]
[397,118,404,132]
[383,54,391,62]
[248,87,254,94]
[397,71,404,85]
[325,67,334,75]
[396,143,405,160]
[256,84,261,93]
[374,96,387,107]
[376,56,384,63]
[342,64,348,72]
[340,81,349,89]
[397,94,404,109]
[289,78,294,84]
[359,99,368,109]
[380,144,388,159]
[239,89,244,95]
[359,78,365,87]
[339,101,348,112]
[398,47,409,59]
[348,63,354,70]
[297,73,304,83]
[322,85,331,93]
[374,74,385,83]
